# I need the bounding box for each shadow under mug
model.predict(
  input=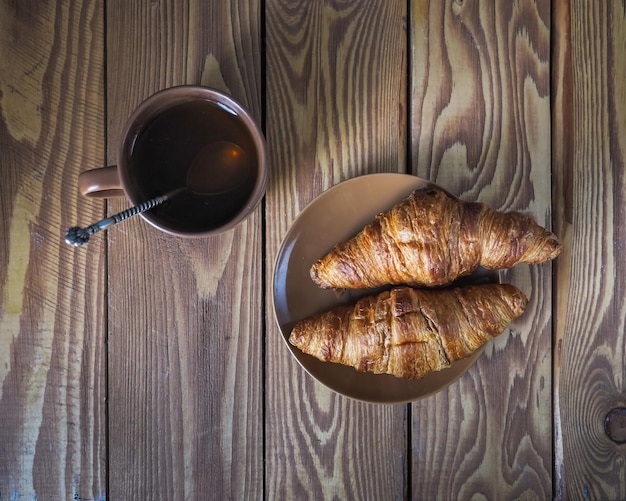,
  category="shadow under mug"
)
[79,86,267,237]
